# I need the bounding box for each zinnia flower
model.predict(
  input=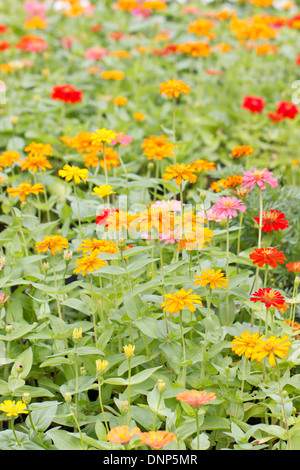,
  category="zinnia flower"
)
[286,261,300,273]
[7,182,45,202]
[231,145,254,158]
[253,210,289,232]
[194,269,229,290]
[242,168,278,191]
[91,128,116,146]
[242,96,265,113]
[73,252,107,277]
[162,163,197,185]
[276,101,298,119]
[251,335,292,367]
[139,431,176,450]
[35,235,69,255]
[231,330,264,359]
[211,196,246,219]
[249,247,286,268]
[160,79,191,99]
[0,400,28,417]
[51,84,82,104]
[250,288,285,308]
[176,390,216,408]
[58,165,88,183]
[161,288,202,314]
[142,135,174,161]
[92,185,115,198]
[107,426,140,444]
